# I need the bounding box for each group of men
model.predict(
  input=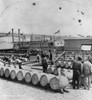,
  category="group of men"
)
[37,49,92,90]
[72,56,92,90]
[41,52,92,90]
